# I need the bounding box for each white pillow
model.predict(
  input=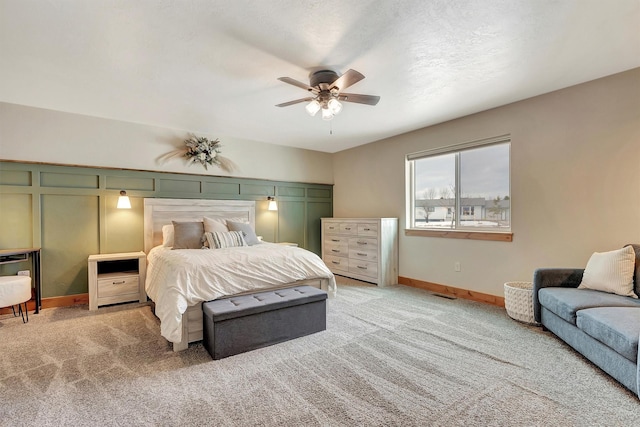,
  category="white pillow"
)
[162,224,174,247]
[227,220,260,246]
[578,246,637,298]
[204,231,247,249]
[203,216,229,233]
